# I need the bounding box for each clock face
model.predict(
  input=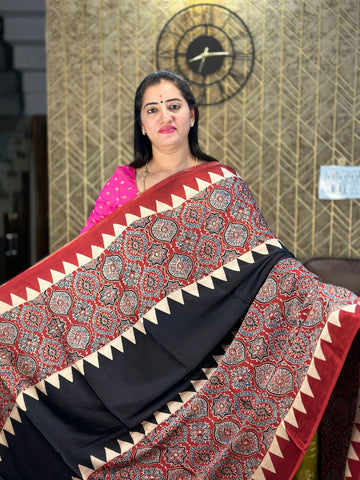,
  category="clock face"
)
[156,4,255,105]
